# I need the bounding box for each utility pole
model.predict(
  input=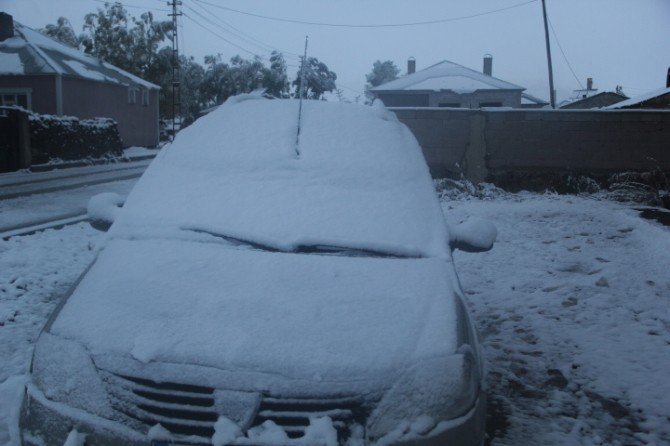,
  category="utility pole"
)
[168,0,182,138]
[541,0,555,108]
[294,35,308,157]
